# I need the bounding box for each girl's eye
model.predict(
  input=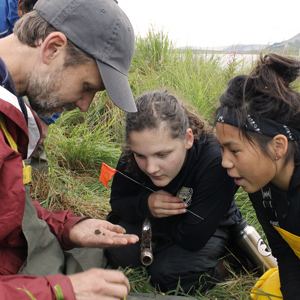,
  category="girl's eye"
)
[230,150,239,154]
[134,153,144,158]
